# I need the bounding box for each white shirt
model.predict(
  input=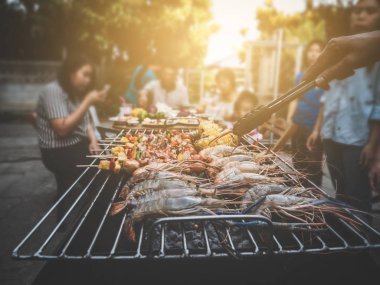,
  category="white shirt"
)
[142,80,189,108]
[203,93,235,121]
[321,67,379,146]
